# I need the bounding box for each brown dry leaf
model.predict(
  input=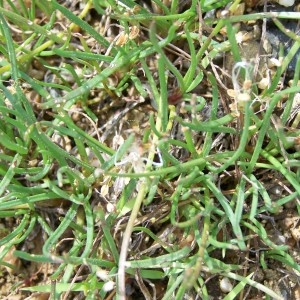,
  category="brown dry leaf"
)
[24,293,50,300]
[0,245,21,275]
